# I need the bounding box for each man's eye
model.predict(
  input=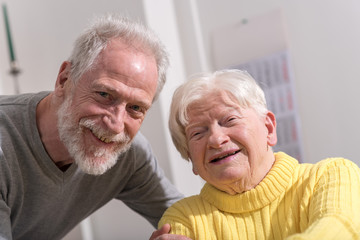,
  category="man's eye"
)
[129,105,141,112]
[127,105,145,119]
[97,92,110,98]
